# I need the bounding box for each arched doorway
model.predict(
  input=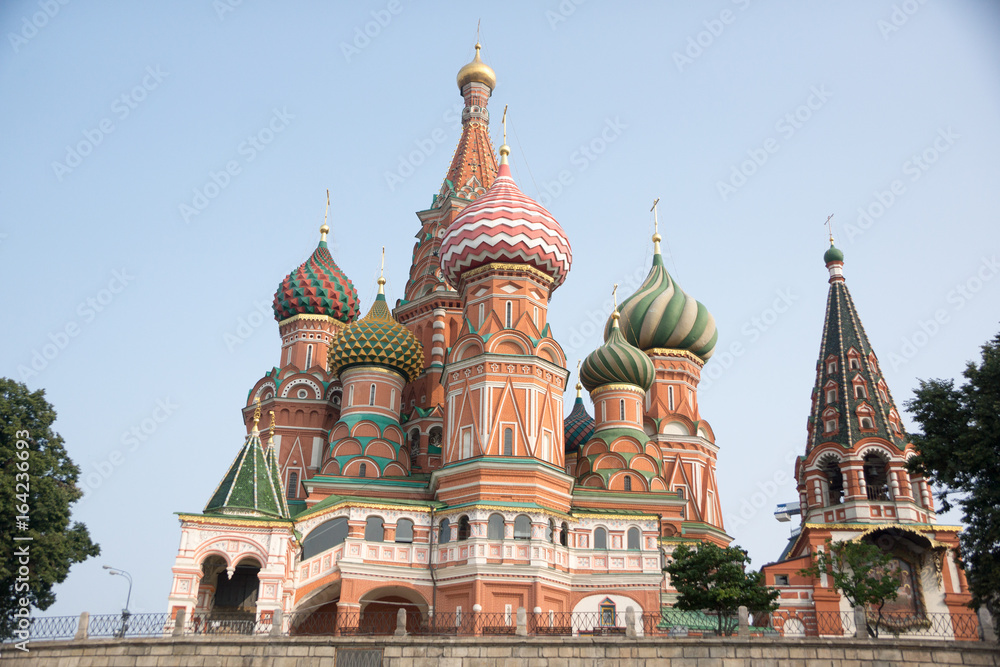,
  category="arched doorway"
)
[197,556,261,633]
[359,586,428,635]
